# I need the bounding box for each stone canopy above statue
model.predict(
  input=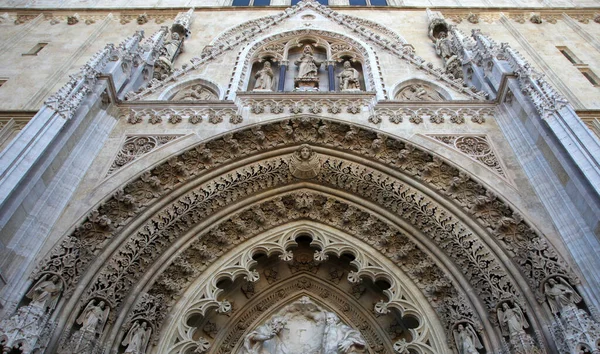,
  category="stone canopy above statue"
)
[240,296,367,354]
[248,36,366,93]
